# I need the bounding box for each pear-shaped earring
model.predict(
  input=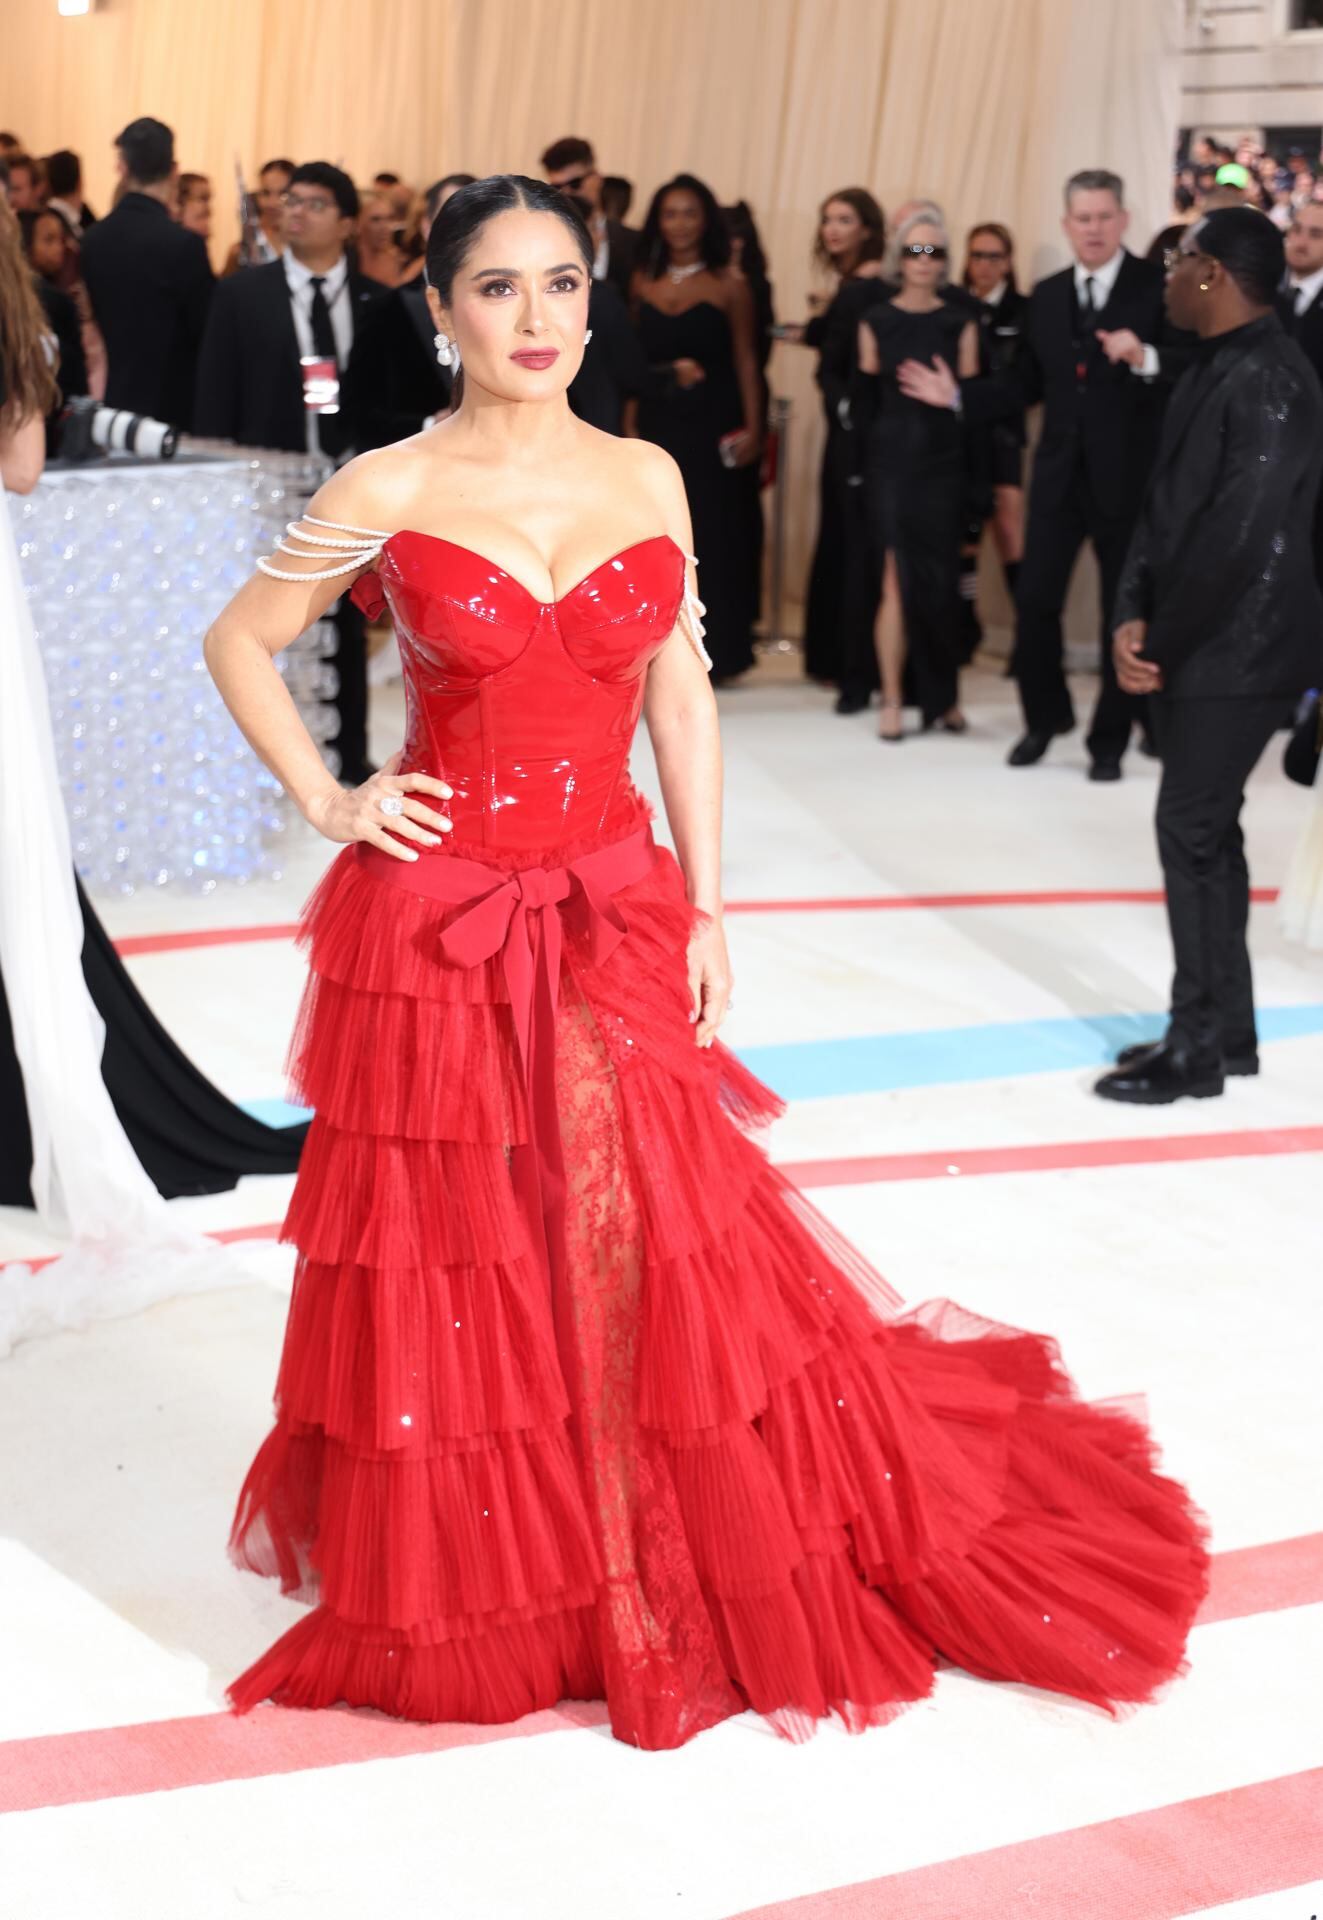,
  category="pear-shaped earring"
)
[434,331,455,367]
[584,329,594,345]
